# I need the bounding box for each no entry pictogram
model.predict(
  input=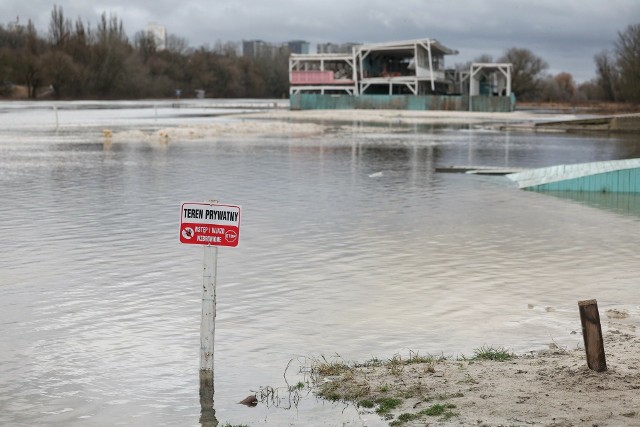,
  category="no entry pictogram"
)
[179,202,241,247]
